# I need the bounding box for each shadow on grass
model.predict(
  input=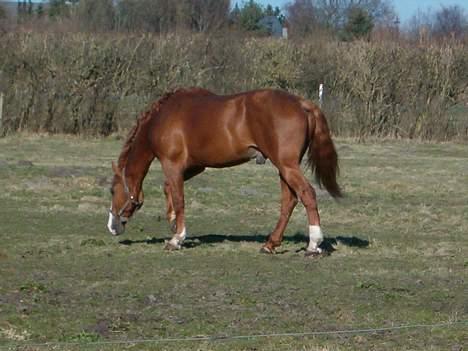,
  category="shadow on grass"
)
[119,232,369,254]
[119,237,166,245]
